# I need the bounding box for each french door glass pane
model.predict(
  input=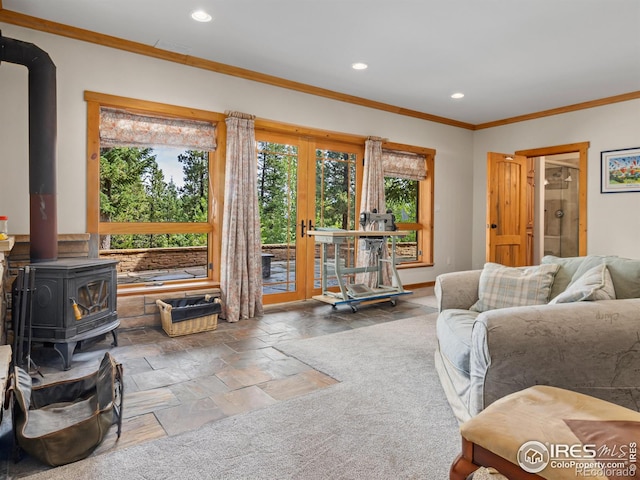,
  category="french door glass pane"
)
[257,141,298,294]
[314,149,357,289]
